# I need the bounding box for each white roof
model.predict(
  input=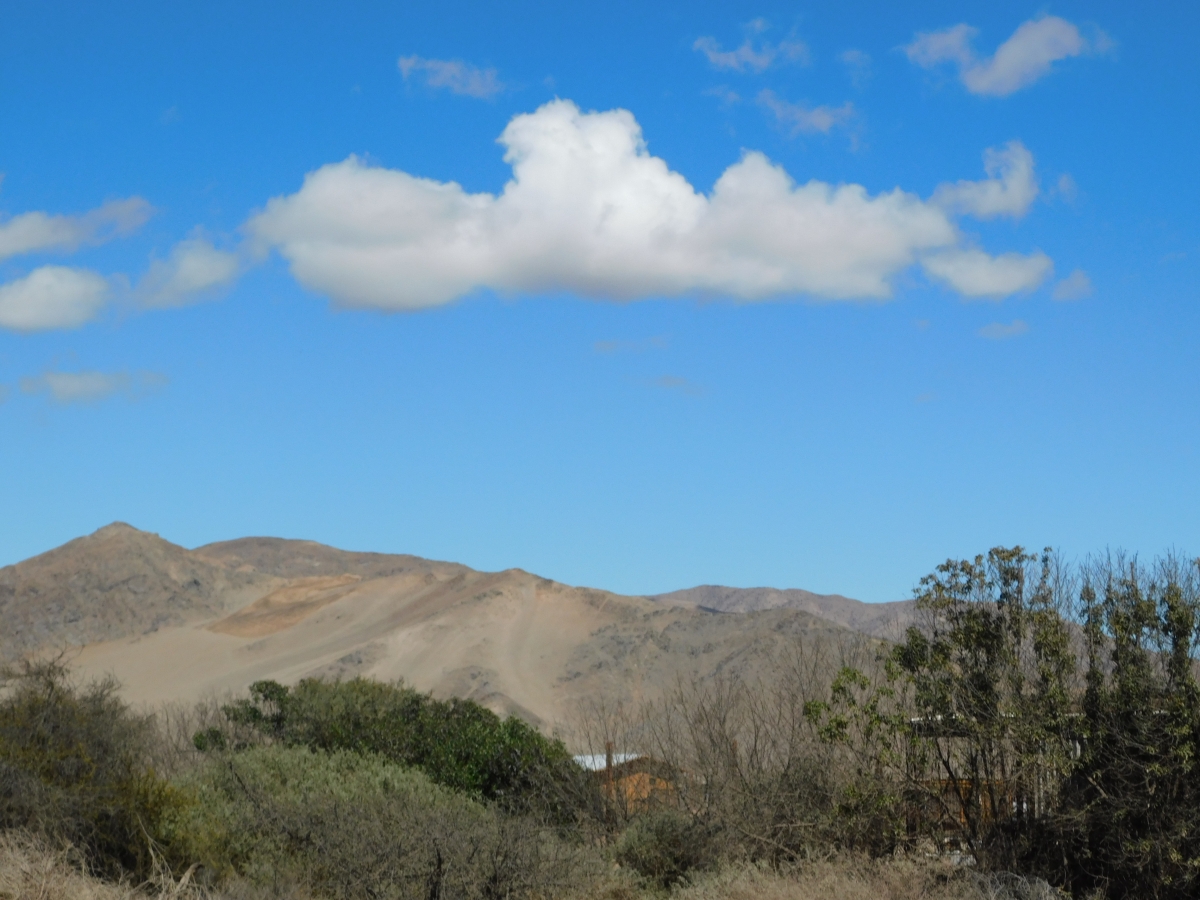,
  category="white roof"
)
[573,752,644,771]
